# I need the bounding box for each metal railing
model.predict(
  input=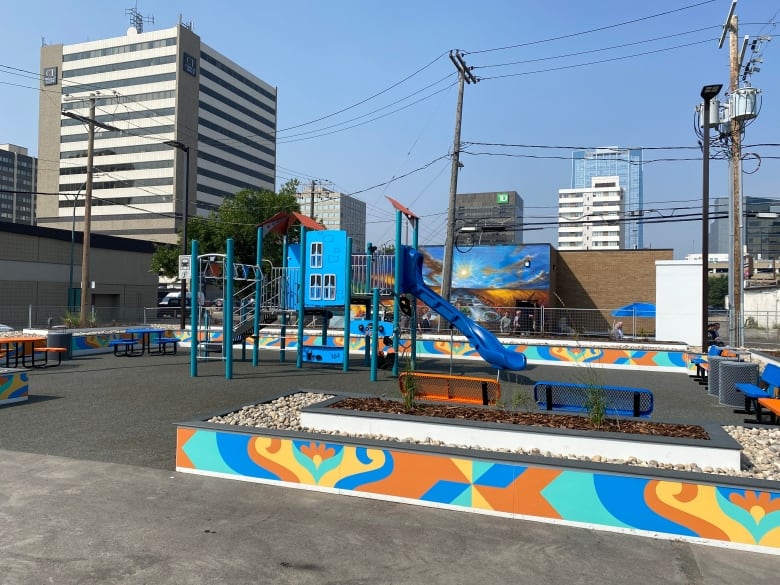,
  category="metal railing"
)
[5,302,780,352]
